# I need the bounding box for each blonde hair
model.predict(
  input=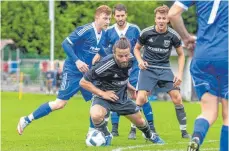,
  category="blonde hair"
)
[154,5,169,15]
[95,5,112,17]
